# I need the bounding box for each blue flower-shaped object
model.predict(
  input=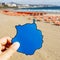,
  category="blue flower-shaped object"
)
[12,19,43,55]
